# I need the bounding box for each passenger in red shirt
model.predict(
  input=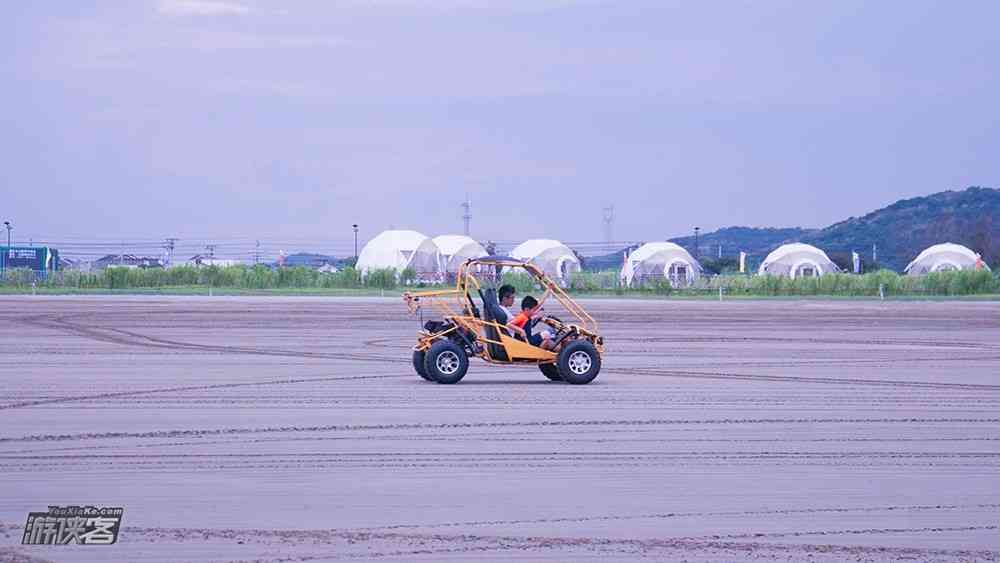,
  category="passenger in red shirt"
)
[511,294,555,350]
